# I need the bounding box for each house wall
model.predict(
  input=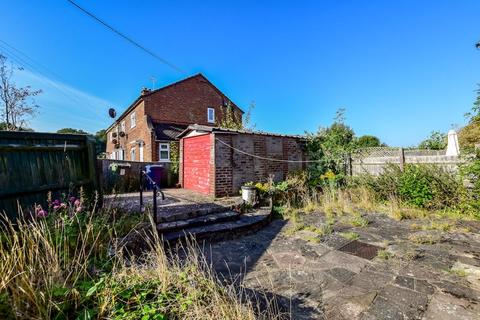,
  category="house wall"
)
[143,76,243,127]
[213,133,306,197]
[106,101,154,162]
